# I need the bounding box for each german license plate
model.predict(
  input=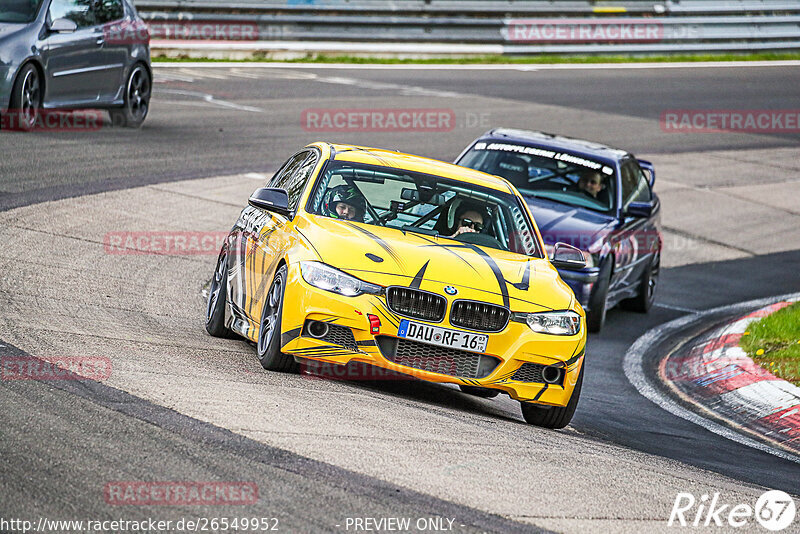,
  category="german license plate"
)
[397,319,488,353]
